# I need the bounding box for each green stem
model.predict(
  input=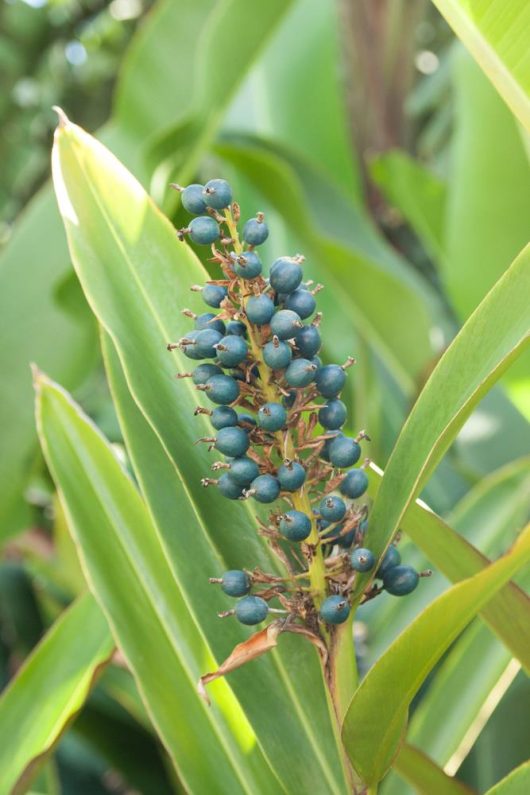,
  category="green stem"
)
[223,209,327,609]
